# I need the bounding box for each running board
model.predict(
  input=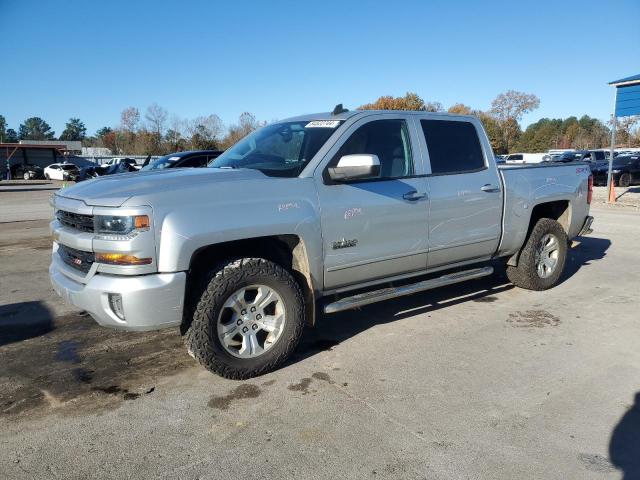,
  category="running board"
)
[323,266,494,314]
